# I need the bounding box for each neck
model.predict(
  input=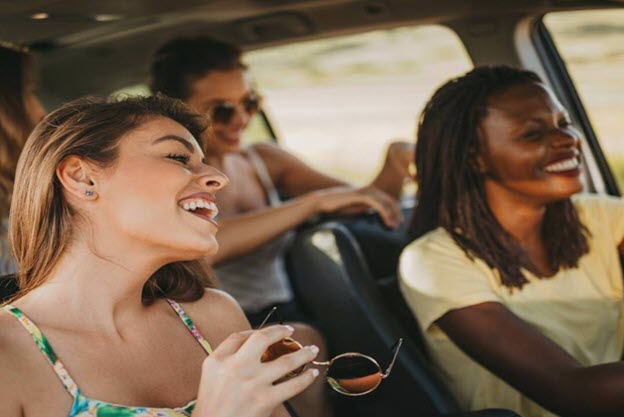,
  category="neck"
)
[19,236,167,334]
[484,182,546,245]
